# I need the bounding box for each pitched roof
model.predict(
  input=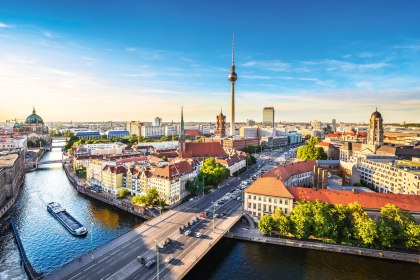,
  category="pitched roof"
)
[216,154,245,167]
[153,160,194,180]
[244,177,294,199]
[287,187,420,212]
[262,160,316,182]
[182,142,227,158]
[102,165,126,174]
[184,129,202,136]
